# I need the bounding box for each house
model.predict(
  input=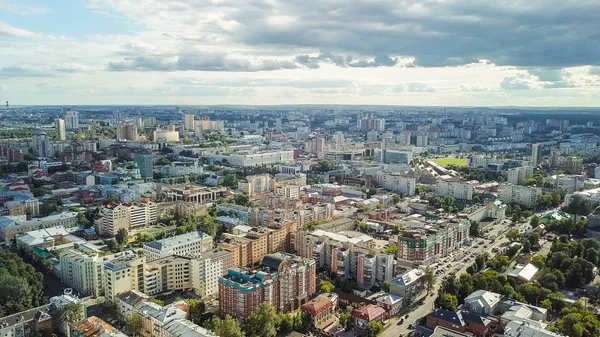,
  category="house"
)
[351,304,387,333]
[390,269,424,303]
[507,263,539,283]
[301,293,338,330]
[376,294,403,316]
[463,290,503,315]
[426,309,494,337]
[499,301,547,328]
